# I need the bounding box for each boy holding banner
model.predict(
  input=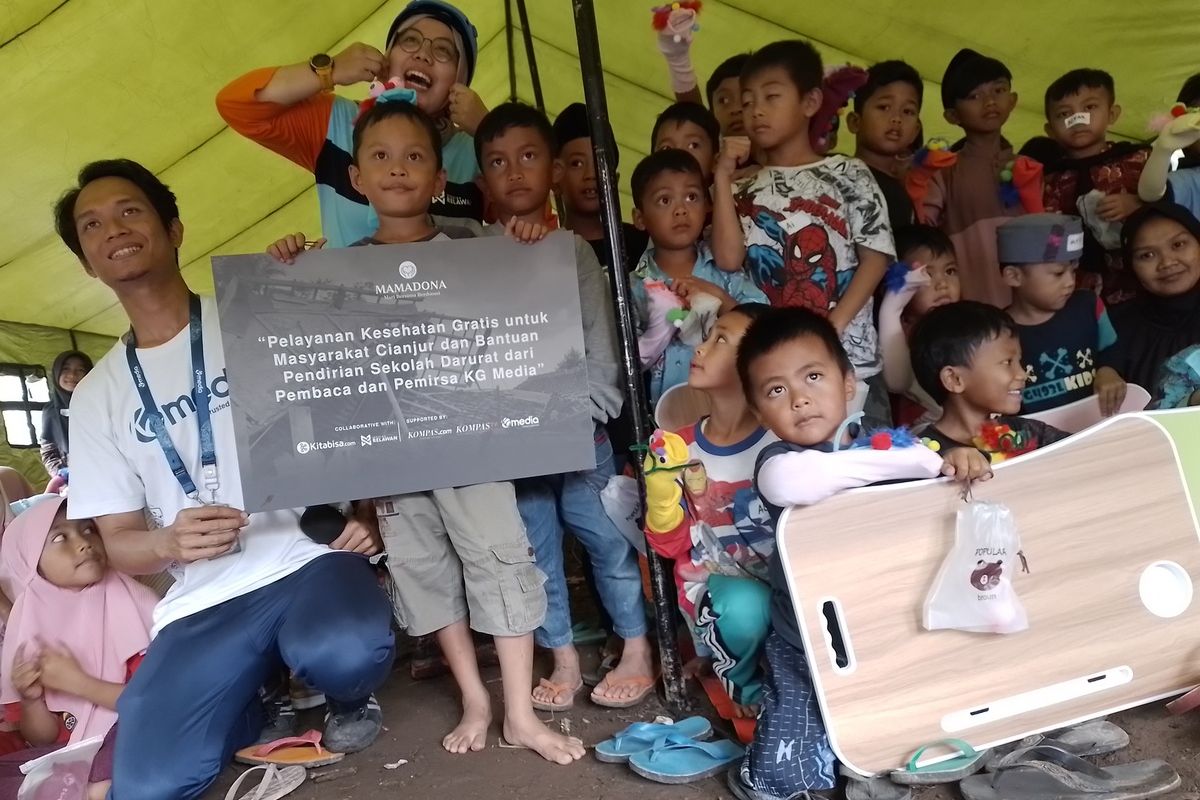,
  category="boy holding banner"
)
[266,91,586,765]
